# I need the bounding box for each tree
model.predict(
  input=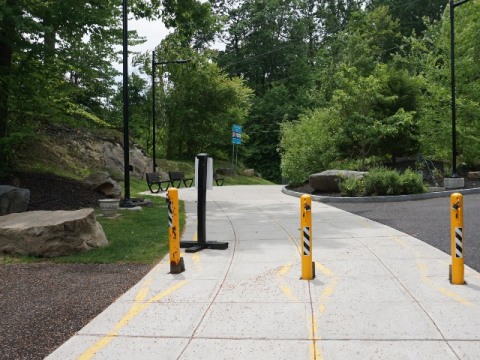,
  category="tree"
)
[393,1,480,167]
[212,0,326,181]
[279,108,339,185]
[165,55,253,159]
[369,0,447,37]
